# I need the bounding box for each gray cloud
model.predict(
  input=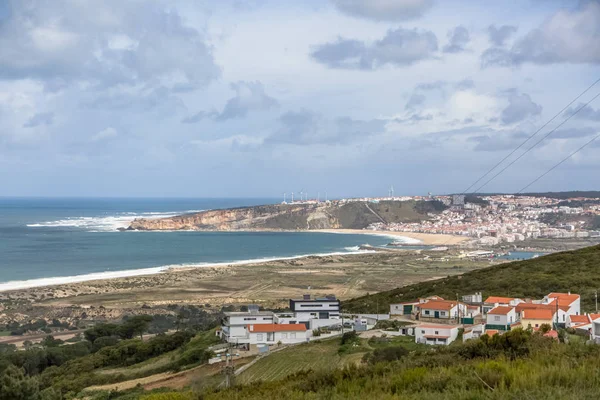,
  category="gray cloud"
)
[482,2,600,67]
[23,112,54,128]
[501,92,542,125]
[565,103,600,121]
[216,81,278,121]
[405,93,426,110]
[182,81,278,123]
[469,130,529,152]
[443,26,470,53]
[311,28,438,70]
[487,25,517,47]
[331,0,434,21]
[0,1,220,89]
[266,110,386,145]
